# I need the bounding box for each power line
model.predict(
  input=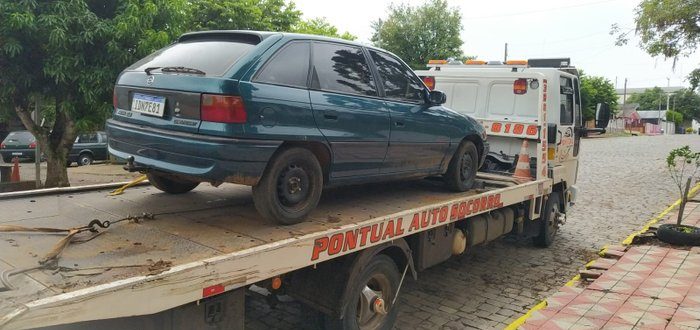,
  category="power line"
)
[463,0,622,20]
